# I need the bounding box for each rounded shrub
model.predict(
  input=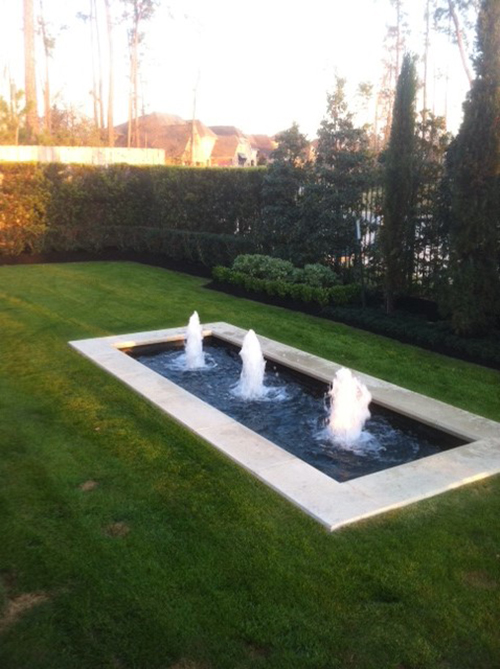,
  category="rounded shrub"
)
[301,263,339,288]
[232,254,296,281]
